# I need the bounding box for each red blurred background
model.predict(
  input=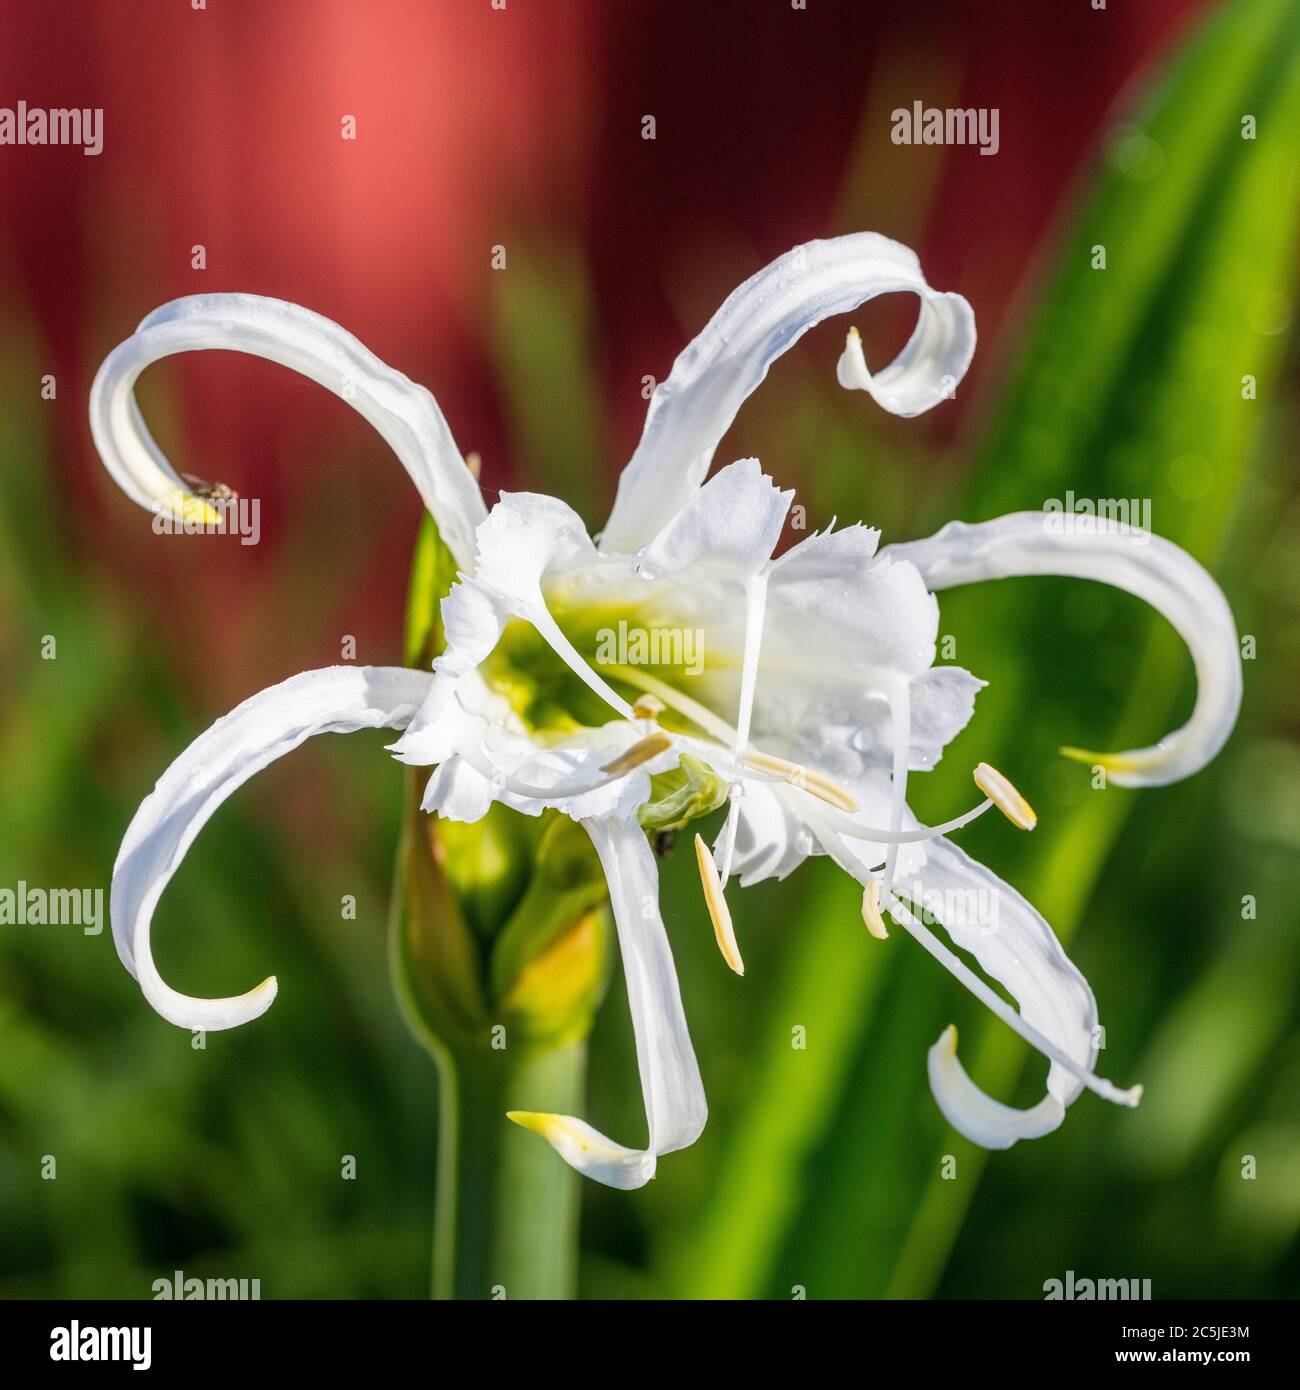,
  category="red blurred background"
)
[0,0,1209,705]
